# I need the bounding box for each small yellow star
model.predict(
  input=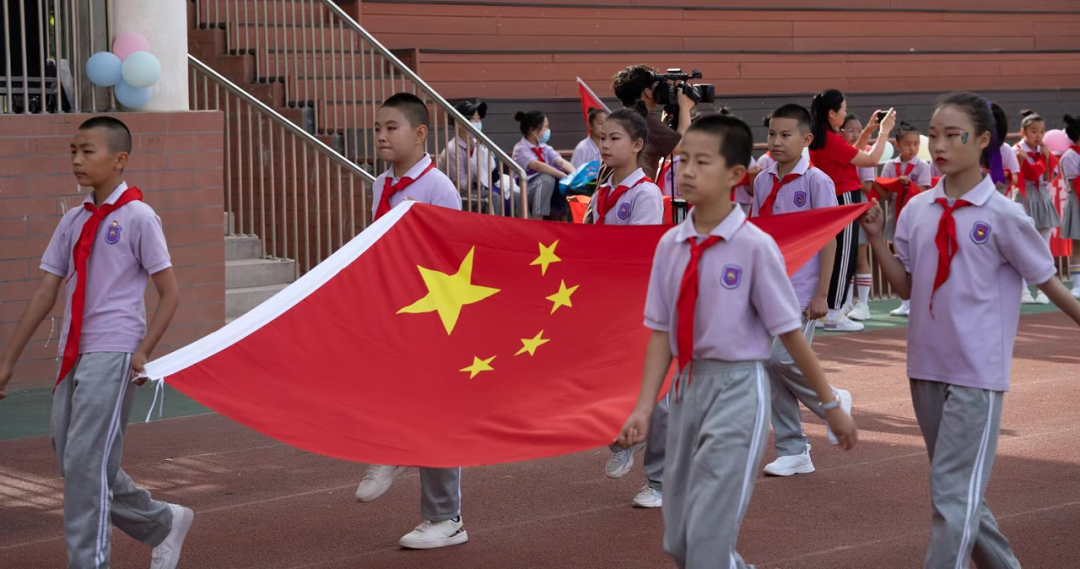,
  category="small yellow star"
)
[397,247,500,335]
[460,355,496,379]
[515,330,550,356]
[530,240,561,276]
[545,280,579,314]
